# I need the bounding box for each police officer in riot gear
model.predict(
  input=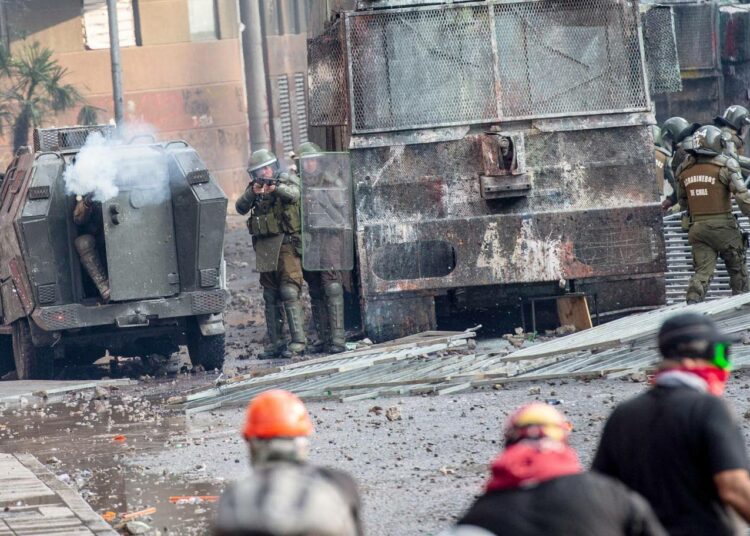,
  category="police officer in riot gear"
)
[715,105,750,156]
[295,142,348,354]
[236,149,306,358]
[662,116,700,181]
[676,125,750,303]
[73,194,110,302]
[651,125,675,210]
